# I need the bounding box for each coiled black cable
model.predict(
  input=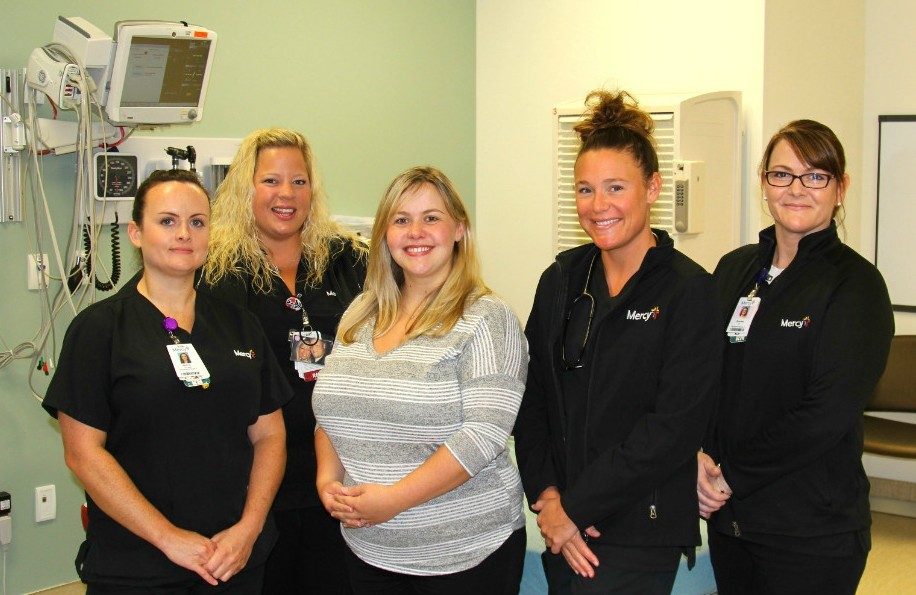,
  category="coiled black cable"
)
[70,214,121,292]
